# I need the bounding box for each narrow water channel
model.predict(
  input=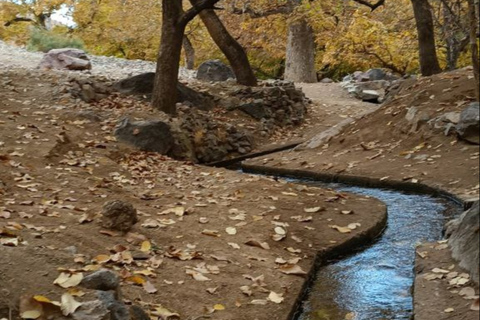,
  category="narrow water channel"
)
[289,182,461,320]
